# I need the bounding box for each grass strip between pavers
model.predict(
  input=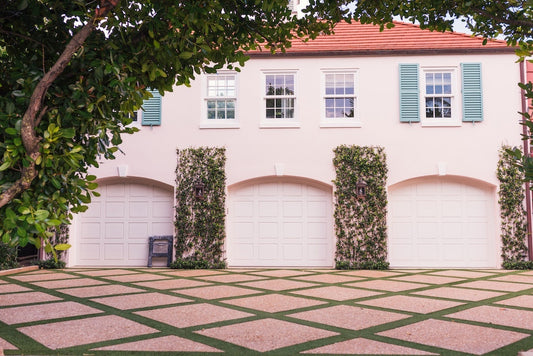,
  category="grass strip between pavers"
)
[0,268,532,355]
